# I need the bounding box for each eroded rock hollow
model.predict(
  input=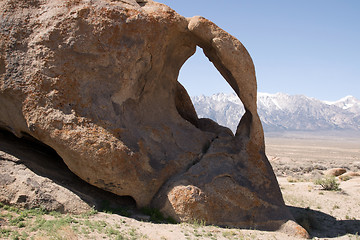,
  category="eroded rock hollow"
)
[0,0,307,236]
